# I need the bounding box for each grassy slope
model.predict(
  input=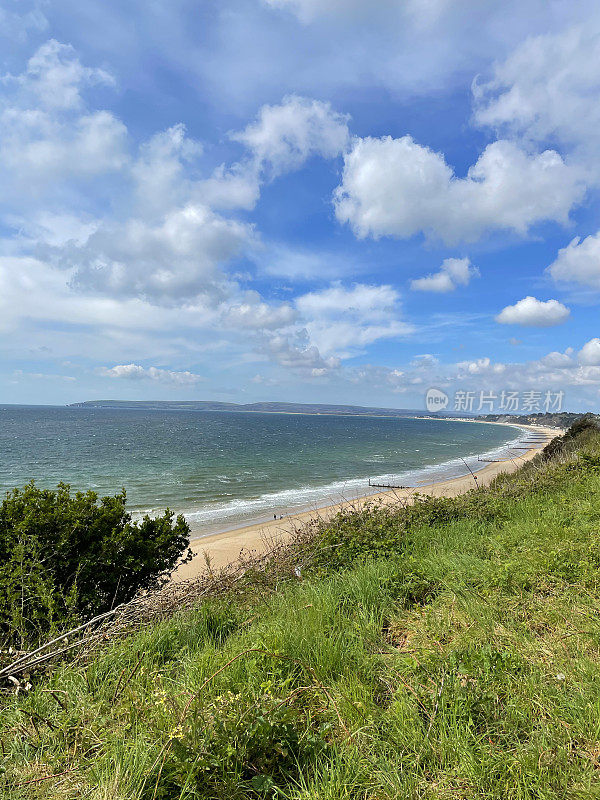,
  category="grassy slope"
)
[3,430,600,799]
